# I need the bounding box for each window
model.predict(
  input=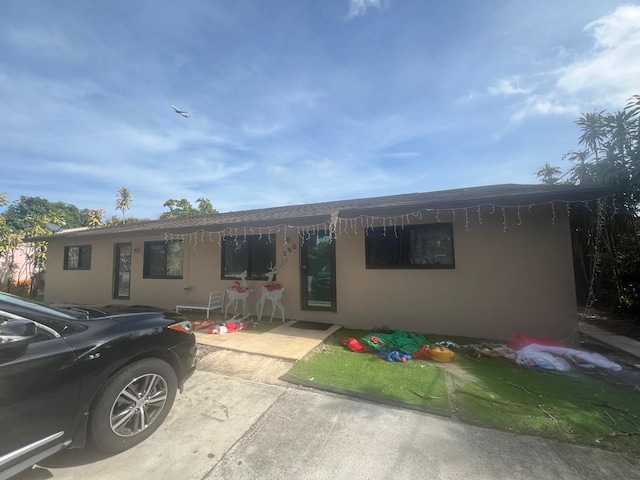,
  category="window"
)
[64,245,91,270]
[222,235,276,280]
[365,223,455,269]
[143,241,184,279]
